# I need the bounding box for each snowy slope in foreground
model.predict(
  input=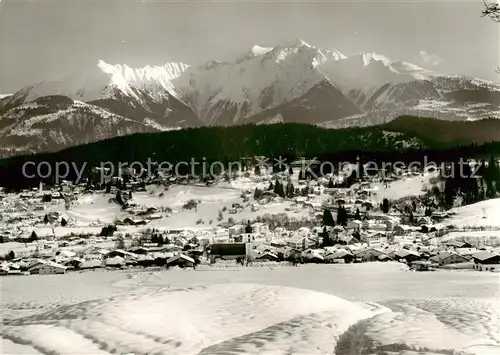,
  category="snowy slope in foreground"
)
[3,283,498,355]
[2,283,381,355]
